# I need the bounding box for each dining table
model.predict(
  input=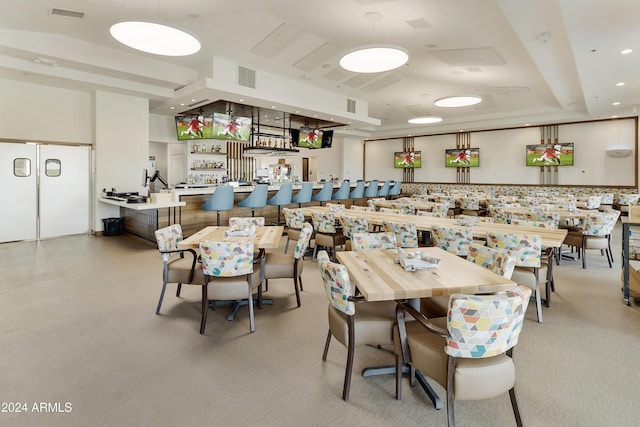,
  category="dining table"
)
[302,206,568,248]
[502,206,594,221]
[336,246,517,409]
[374,199,434,212]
